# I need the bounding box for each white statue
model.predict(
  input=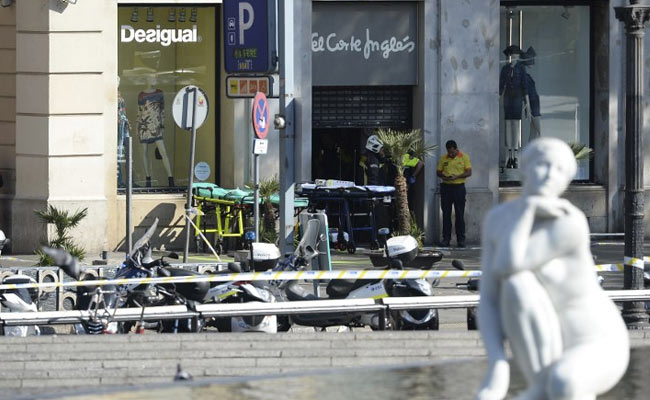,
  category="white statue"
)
[477,137,629,400]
